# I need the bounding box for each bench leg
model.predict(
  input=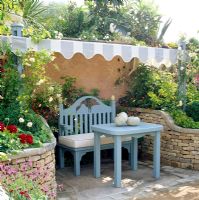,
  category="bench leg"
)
[74,152,81,176]
[59,147,65,169]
